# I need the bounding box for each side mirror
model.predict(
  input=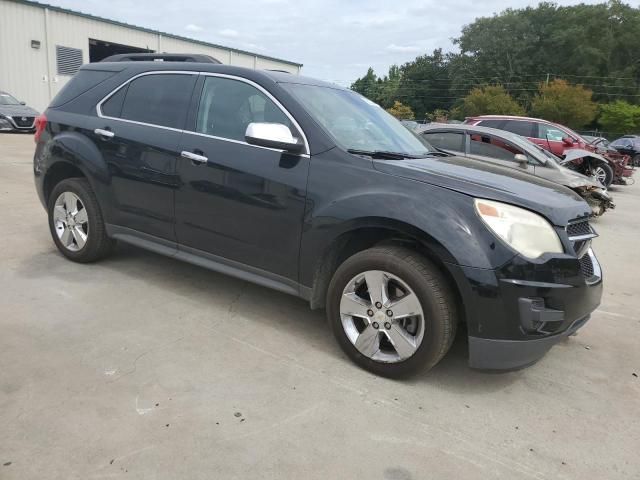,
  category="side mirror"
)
[514,153,528,168]
[245,123,303,153]
[19,101,26,105]
[562,136,574,146]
